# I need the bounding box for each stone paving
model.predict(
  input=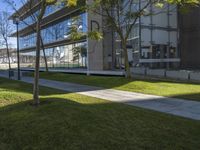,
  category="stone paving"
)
[1,72,200,120]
